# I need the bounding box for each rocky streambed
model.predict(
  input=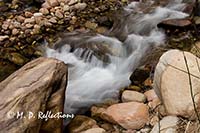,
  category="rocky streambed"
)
[1,0,200,133]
